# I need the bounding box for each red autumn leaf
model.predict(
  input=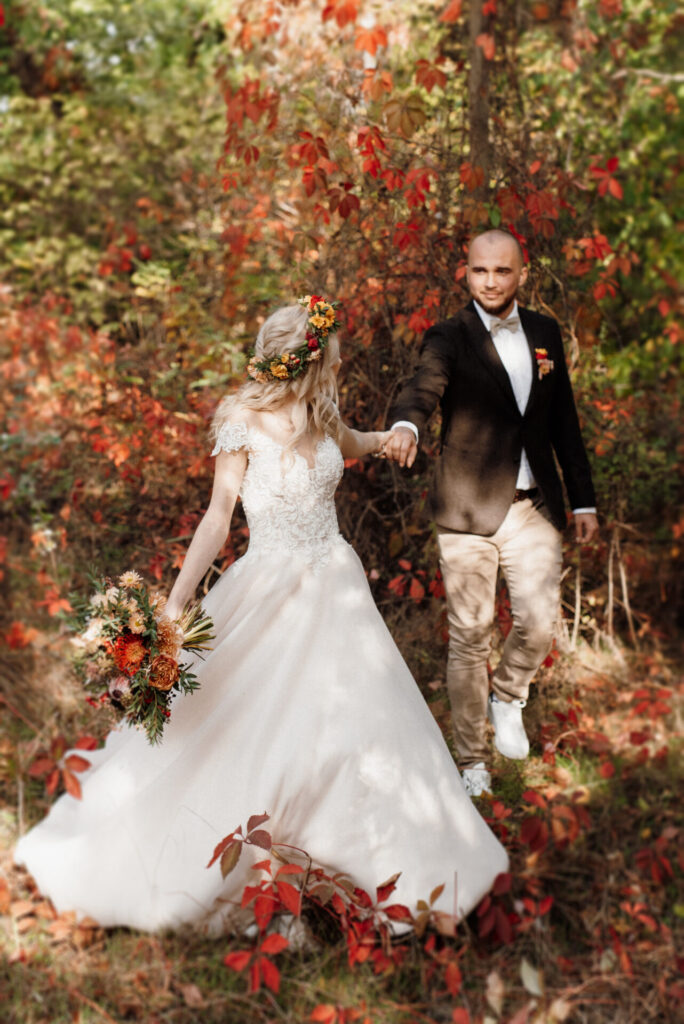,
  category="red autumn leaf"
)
[259,955,281,993]
[247,829,272,850]
[63,770,82,800]
[260,933,289,956]
[275,863,304,877]
[520,816,549,852]
[64,754,91,773]
[46,768,60,795]
[539,895,554,915]
[207,828,241,868]
[482,0,497,13]
[494,905,514,944]
[28,757,55,778]
[310,1005,337,1023]
[439,0,463,22]
[322,0,359,28]
[354,26,388,57]
[376,873,400,902]
[384,903,412,921]
[522,789,547,809]
[276,880,302,915]
[353,886,373,908]
[253,894,277,930]
[224,950,252,971]
[409,577,425,601]
[452,1010,471,1024]
[4,621,39,649]
[415,59,447,94]
[247,812,270,833]
[252,859,272,872]
[475,32,495,60]
[74,735,99,750]
[445,959,462,996]
[492,871,512,895]
[599,760,615,779]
